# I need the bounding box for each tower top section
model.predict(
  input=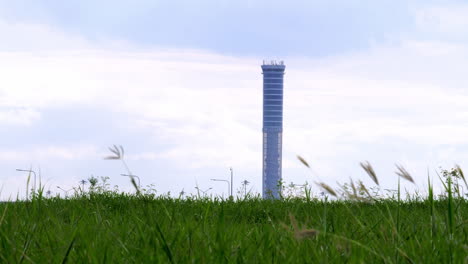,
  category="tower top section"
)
[261,60,285,71]
[262,60,284,66]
